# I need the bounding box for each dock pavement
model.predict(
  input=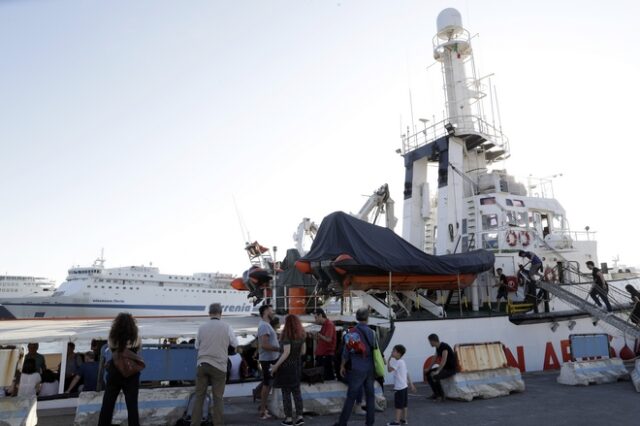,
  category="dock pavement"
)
[38,370,638,426]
